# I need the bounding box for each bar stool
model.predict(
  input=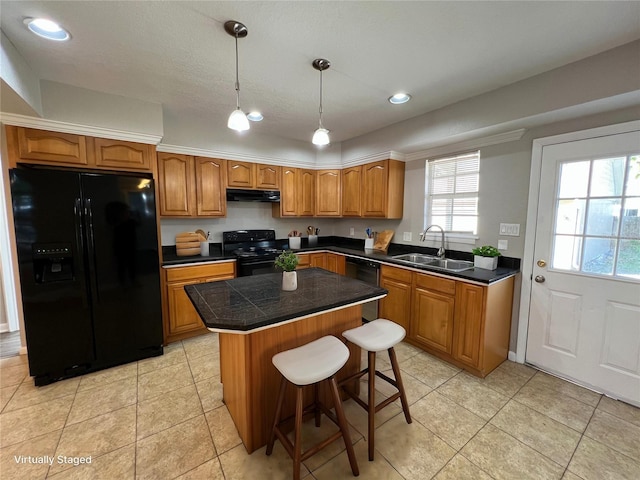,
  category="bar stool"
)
[266,335,359,479]
[341,319,412,461]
